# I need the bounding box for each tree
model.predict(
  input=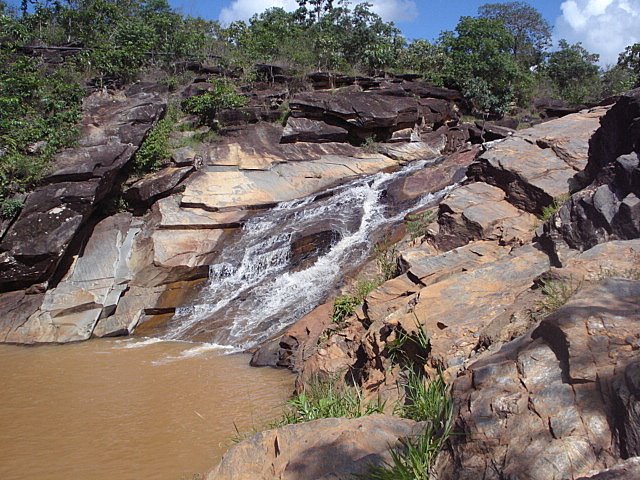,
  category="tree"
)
[296,0,334,24]
[544,40,600,104]
[617,43,640,88]
[398,39,449,85]
[439,17,531,114]
[478,2,551,67]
